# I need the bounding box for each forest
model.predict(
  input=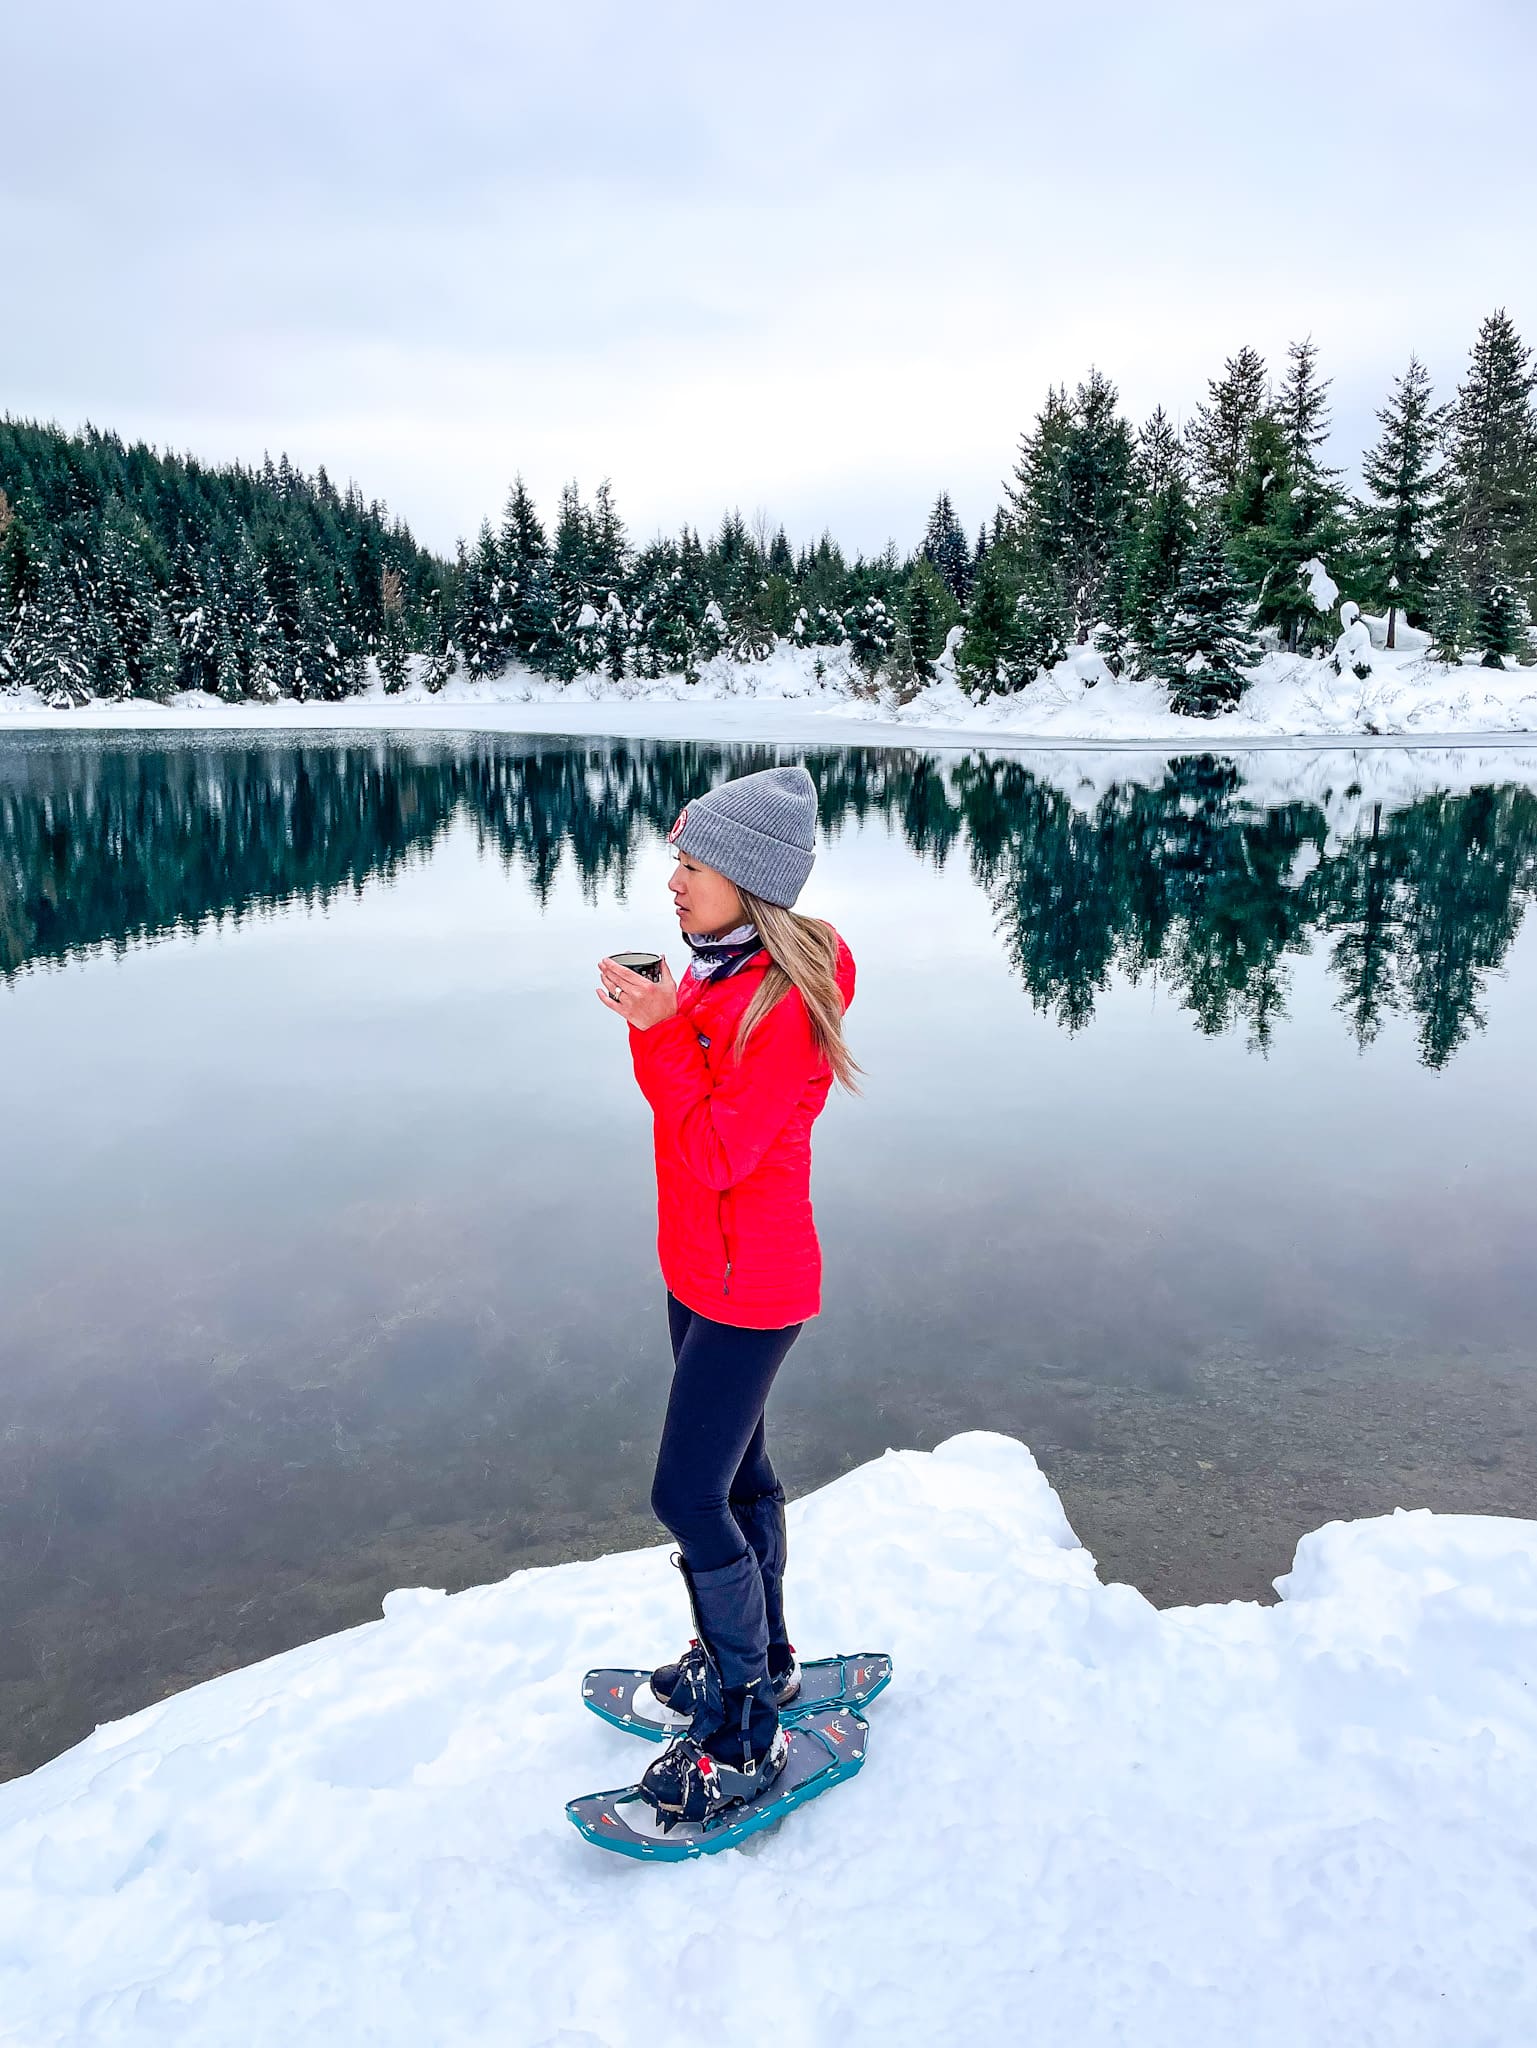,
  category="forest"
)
[1,311,1533,718]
